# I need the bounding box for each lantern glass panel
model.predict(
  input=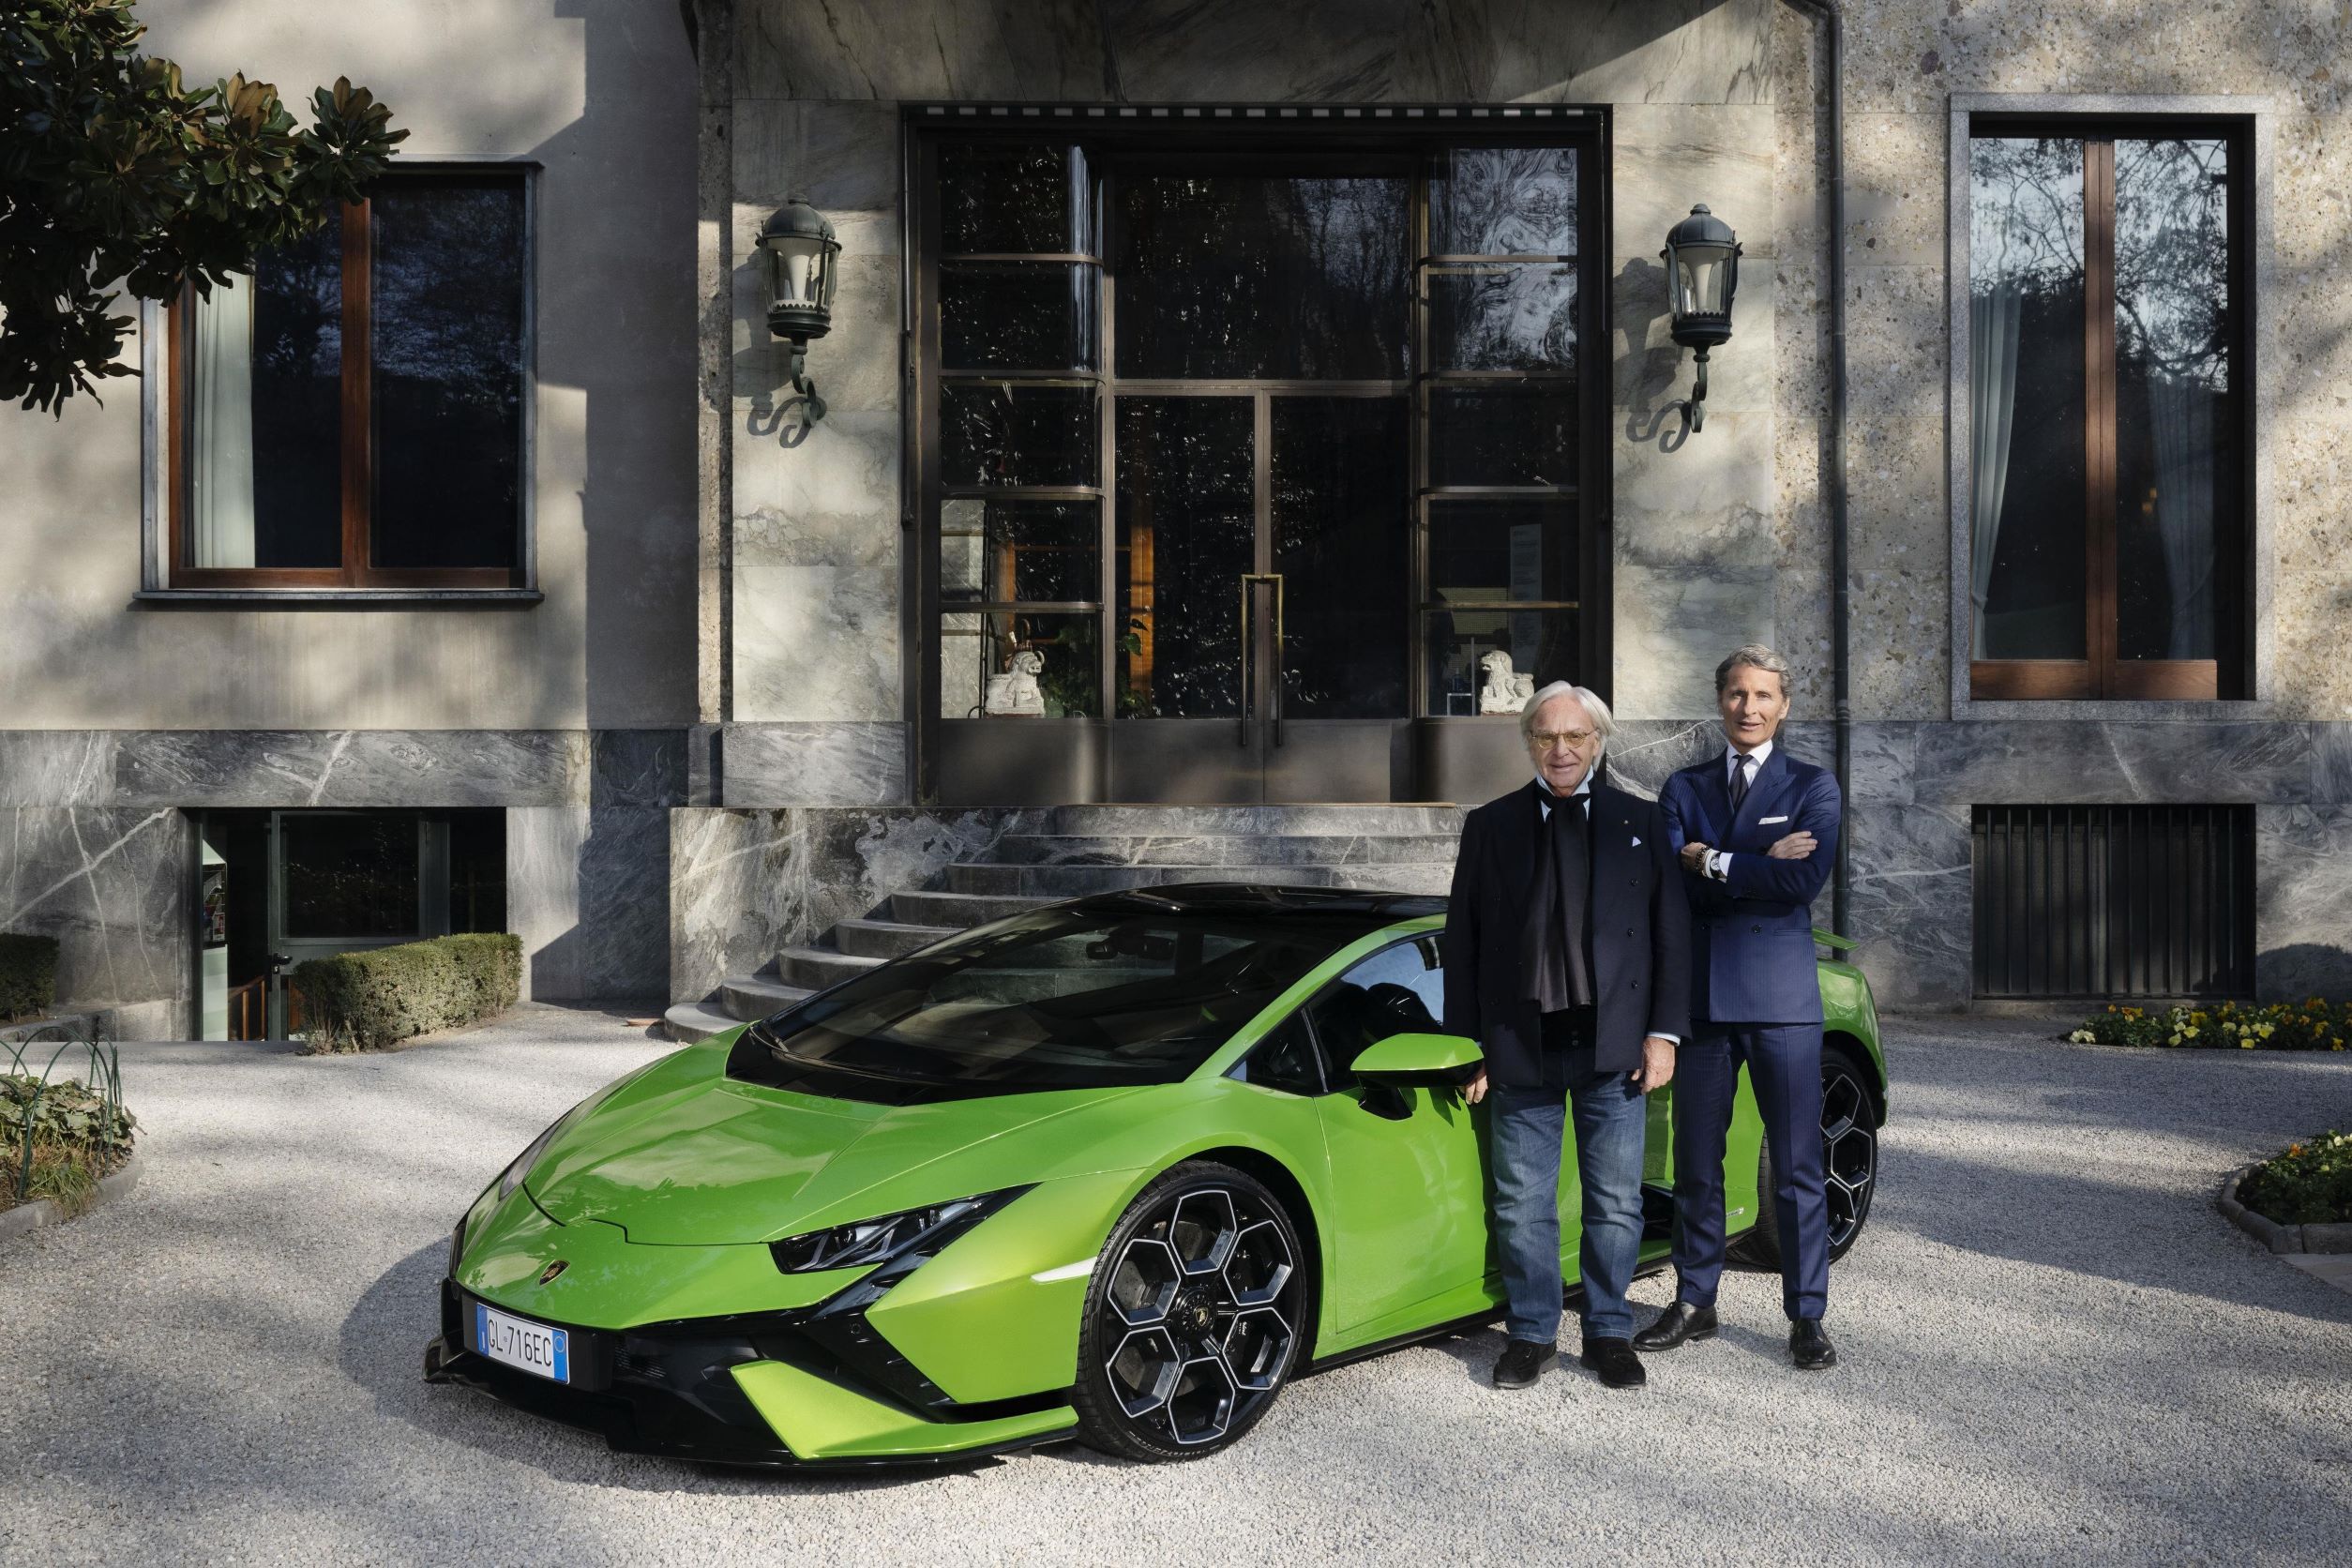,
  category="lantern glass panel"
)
[1672,248,1733,318]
